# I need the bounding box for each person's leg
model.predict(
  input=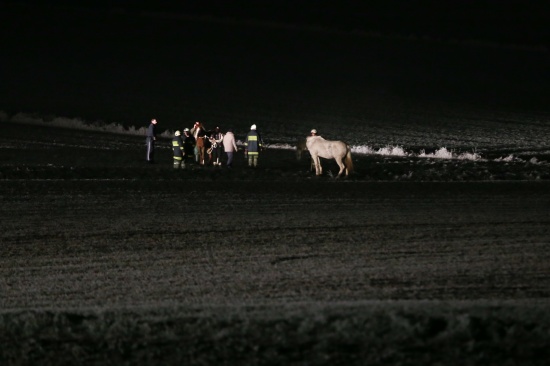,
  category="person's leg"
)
[248,154,258,167]
[214,146,222,166]
[226,152,233,168]
[146,138,155,162]
[173,158,181,169]
[146,139,152,161]
[200,147,205,165]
